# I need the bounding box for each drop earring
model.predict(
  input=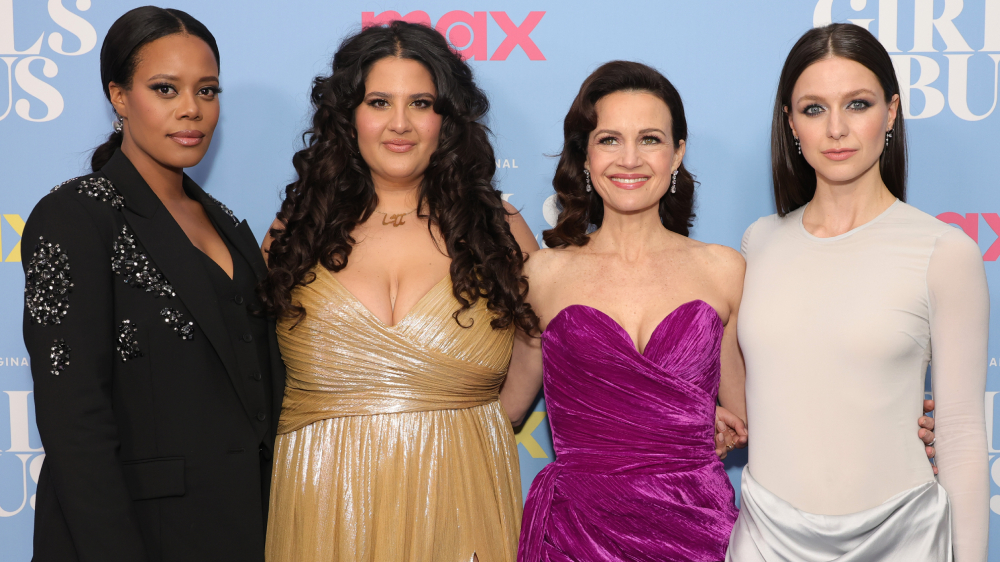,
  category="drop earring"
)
[885,129,893,146]
[794,137,801,155]
[584,169,592,193]
[113,113,123,134]
[670,170,678,194]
